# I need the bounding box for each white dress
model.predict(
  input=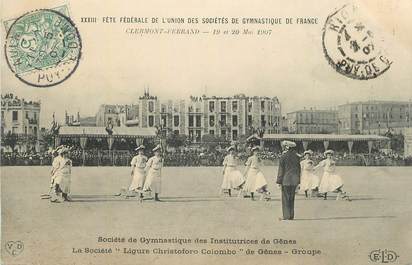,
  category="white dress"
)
[318,158,344,193]
[50,156,59,188]
[129,154,147,191]
[52,156,72,194]
[300,159,320,191]
[243,155,268,193]
[143,156,163,194]
[221,154,245,190]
